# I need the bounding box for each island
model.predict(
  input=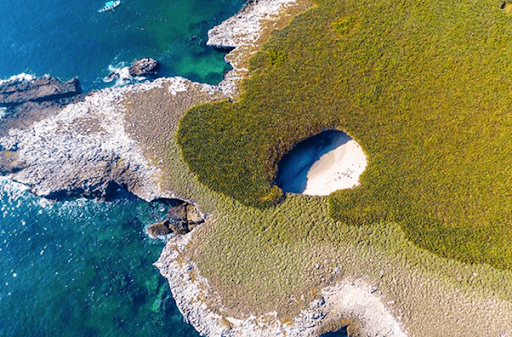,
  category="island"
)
[1,0,512,335]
